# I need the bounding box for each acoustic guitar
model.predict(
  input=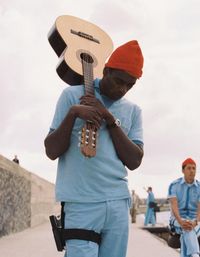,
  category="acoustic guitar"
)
[48,15,113,157]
